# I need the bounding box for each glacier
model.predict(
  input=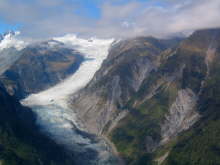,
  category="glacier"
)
[21,34,117,164]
